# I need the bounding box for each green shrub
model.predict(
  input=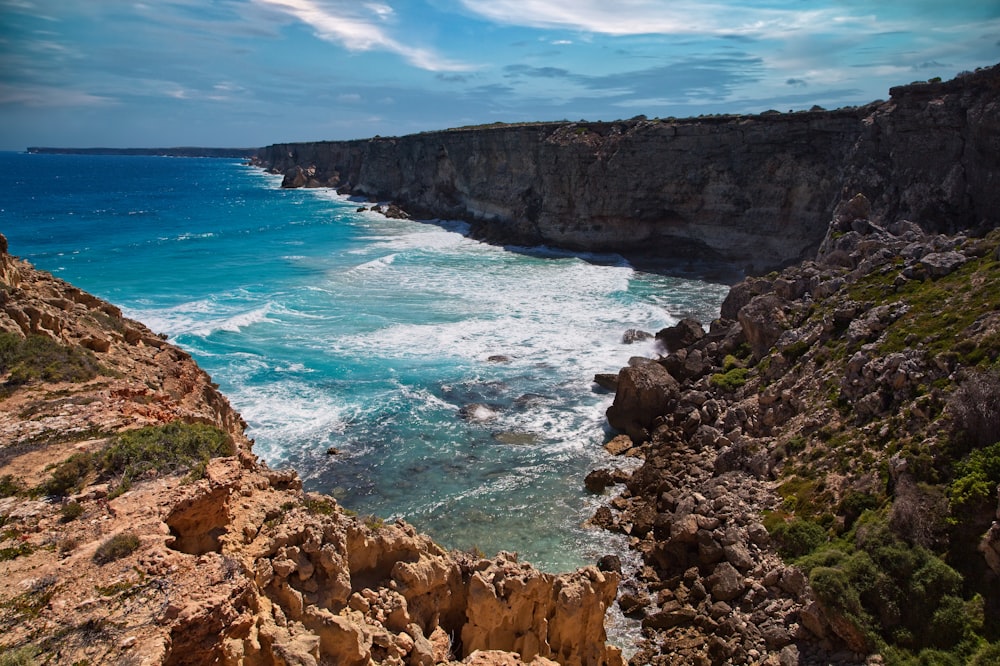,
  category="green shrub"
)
[769,517,826,558]
[949,440,1000,512]
[0,474,23,497]
[798,518,976,653]
[98,421,233,498]
[0,645,40,666]
[59,501,84,522]
[93,532,140,564]
[39,421,233,498]
[39,452,93,497]
[709,367,749,392]
[0,332,103,386]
